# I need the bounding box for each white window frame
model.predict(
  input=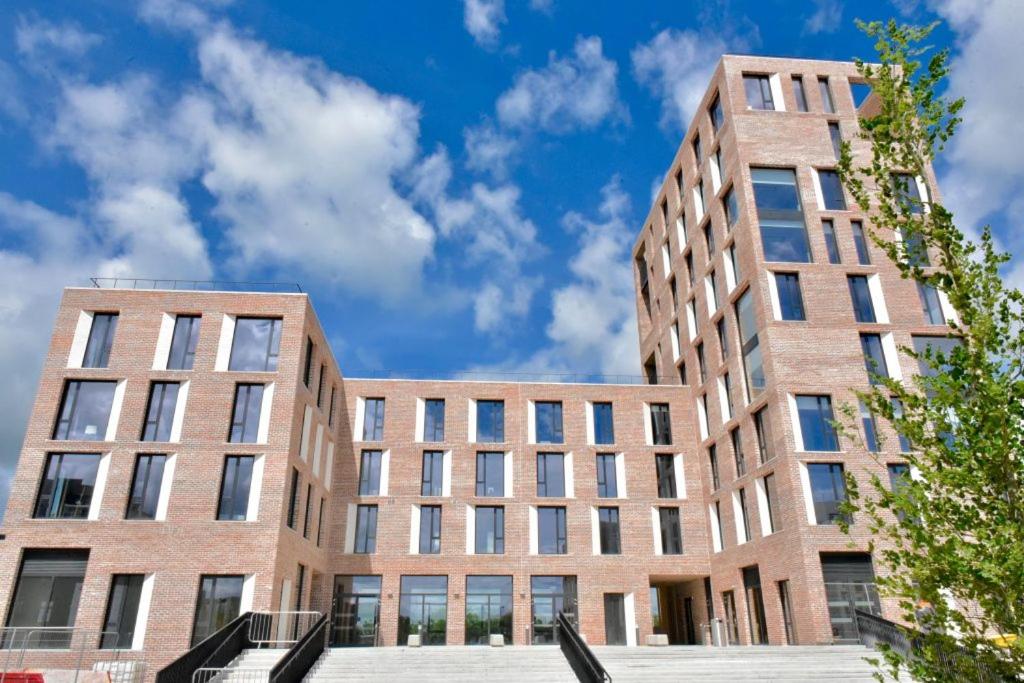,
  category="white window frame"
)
[153,313,176,370]
[650,507,663,555]
[168,380,190,443]
[768,73,786,112]
[105,381,127,441]
[718,376,731,422]
[709,503,723,553]
[87,453,112,520]
[697,396,709,441]
[68,311,94,369]
[755,476,774,537]
[686,301,698,343]
[299,406,313,461]
[732,490,748,545]
[214,314,236,372]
